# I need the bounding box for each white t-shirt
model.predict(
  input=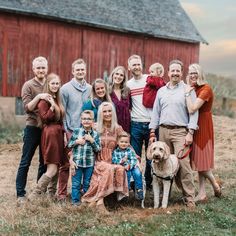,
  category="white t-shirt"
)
[127,74,152,122]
